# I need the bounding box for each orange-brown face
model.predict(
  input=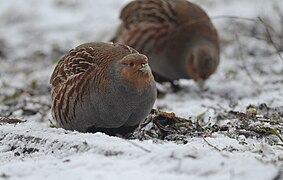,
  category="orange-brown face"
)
[186,47,218,81]
[120,53,154,90]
